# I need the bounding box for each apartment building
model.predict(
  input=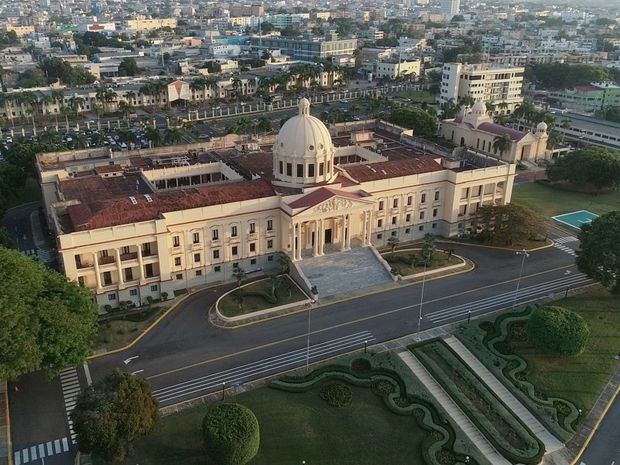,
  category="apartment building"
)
[38,101,515,309]
[250,34,358,61]
[549,83,620,113]
[438,62,525,113]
